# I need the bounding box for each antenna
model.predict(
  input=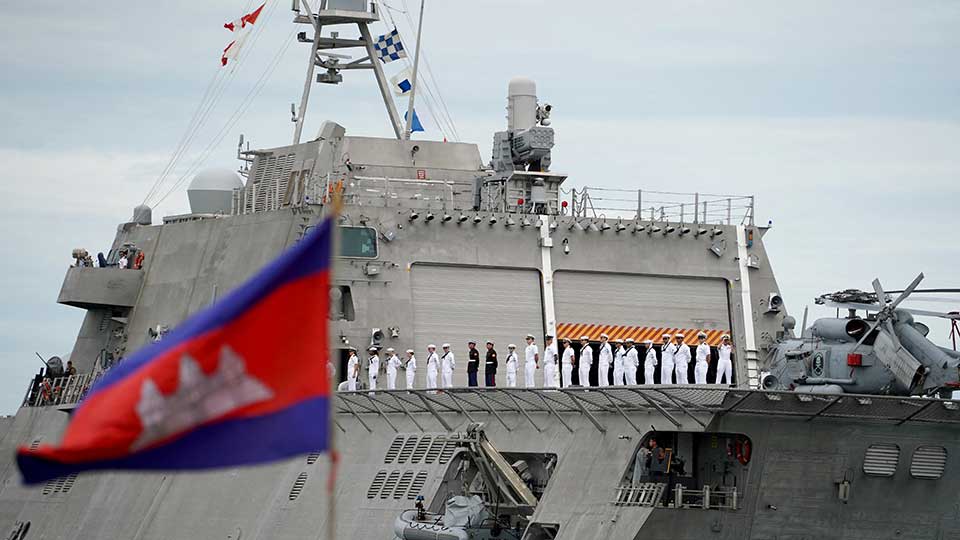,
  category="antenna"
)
[290,103,298,123]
